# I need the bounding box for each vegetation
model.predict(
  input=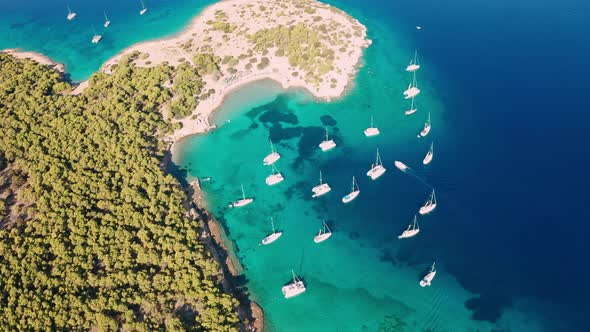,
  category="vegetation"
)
[169,63,203,119]
[0,53,239,331]
[192,53,221,76]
